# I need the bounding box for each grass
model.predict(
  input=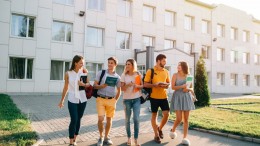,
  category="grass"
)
[0,94,37,146]
[169,98,260,138]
